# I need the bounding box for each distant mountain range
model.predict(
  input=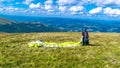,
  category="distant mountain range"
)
[0,17,63,33]
[0,14,120,32]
